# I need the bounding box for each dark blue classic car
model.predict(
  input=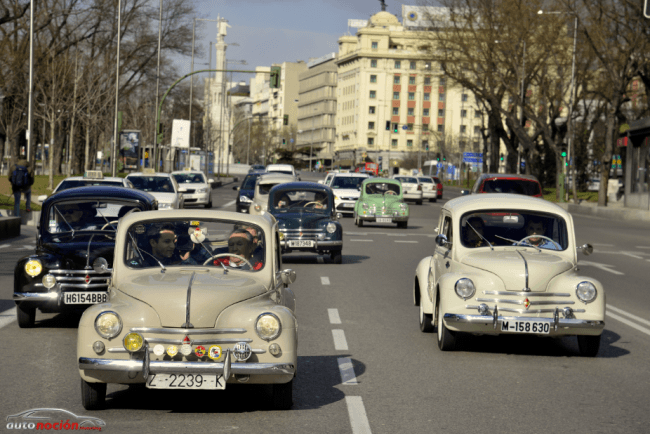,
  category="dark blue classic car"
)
[234,171,267,213]
[269,182,343,264]
[13,186,157,327]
